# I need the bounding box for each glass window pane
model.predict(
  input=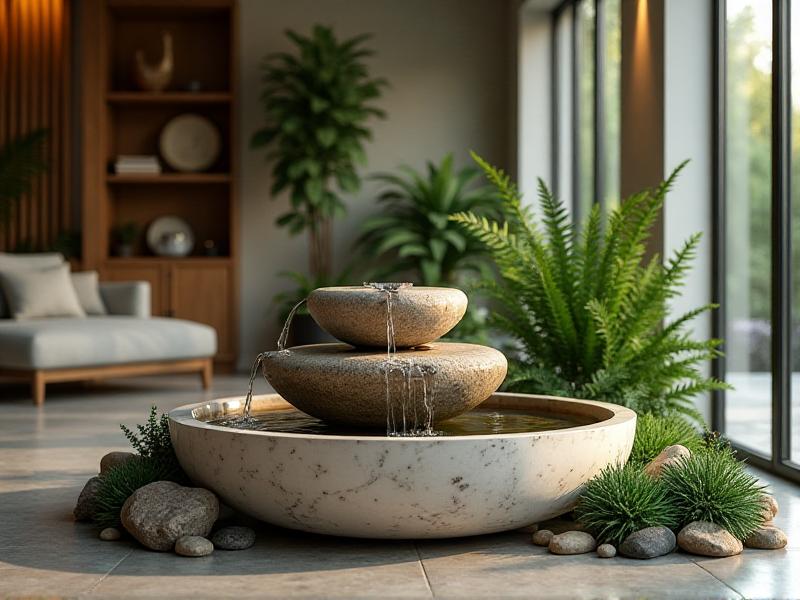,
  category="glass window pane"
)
[724,0,772,456]
[791,2,800,463]
[603,0,620,211]
[556,7,574,207]
[576,0,595,223]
